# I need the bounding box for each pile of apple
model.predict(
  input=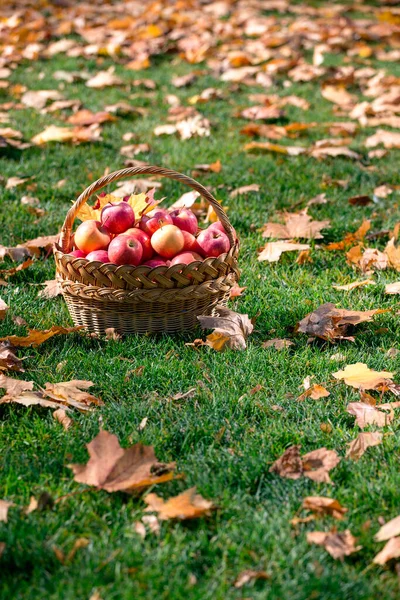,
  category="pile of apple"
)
[69,199,232,268]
